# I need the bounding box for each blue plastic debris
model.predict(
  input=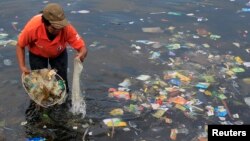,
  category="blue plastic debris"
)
[26,137,46,141]
[149,52,161,59]
[169,78,181,86]
[215,107,227,117]
[242,8,250,12]
[147,97,156,103]
[168,51,176,56]
[195,82,210,89]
